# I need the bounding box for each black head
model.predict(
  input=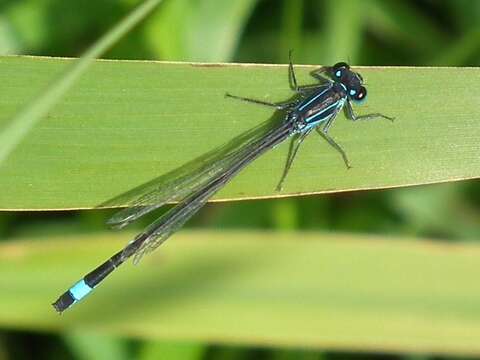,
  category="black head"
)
[332,62,367,103]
